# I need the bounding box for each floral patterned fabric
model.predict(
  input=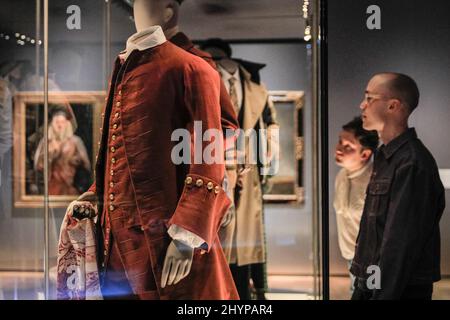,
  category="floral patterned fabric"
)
[56,208,102,300]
